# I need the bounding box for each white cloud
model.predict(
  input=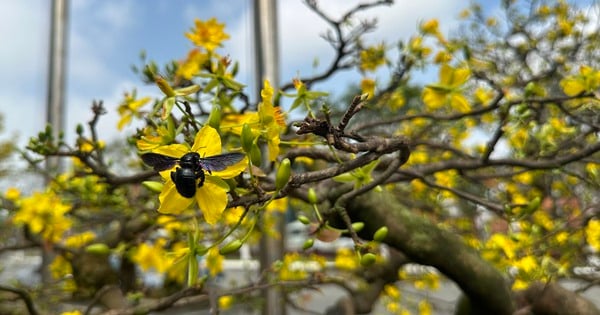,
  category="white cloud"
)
[0,0,49,144]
